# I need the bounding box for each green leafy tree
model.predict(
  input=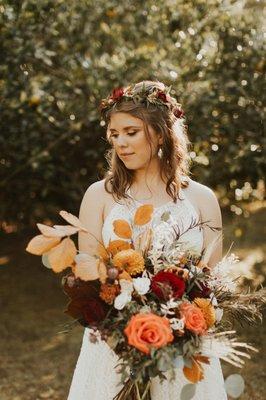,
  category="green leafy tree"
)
[0,0,264,229]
